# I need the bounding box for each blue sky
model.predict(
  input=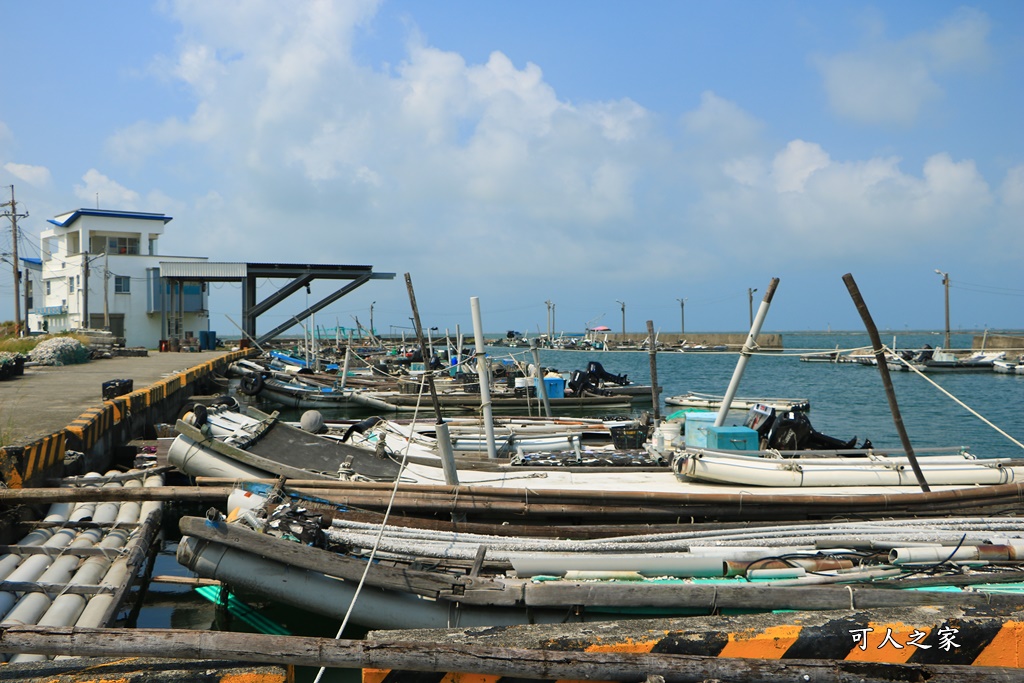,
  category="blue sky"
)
[1,1,1022,338]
